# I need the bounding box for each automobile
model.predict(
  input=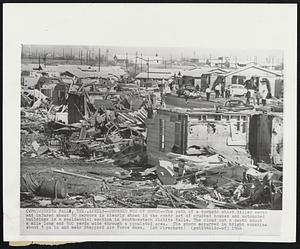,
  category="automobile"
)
[216,99,254,112]
[229,84,247,97]
[177,85,196,97]
[185,91,202,99]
